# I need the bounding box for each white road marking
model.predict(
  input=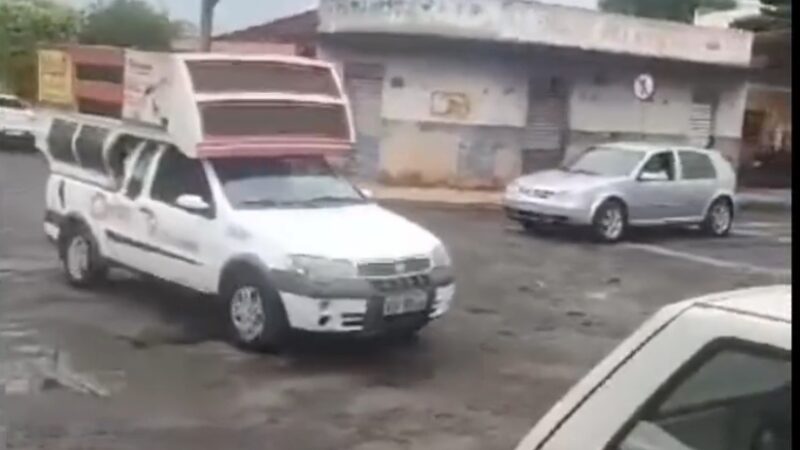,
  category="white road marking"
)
[736,221,792,229]
[622,243,791,277]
